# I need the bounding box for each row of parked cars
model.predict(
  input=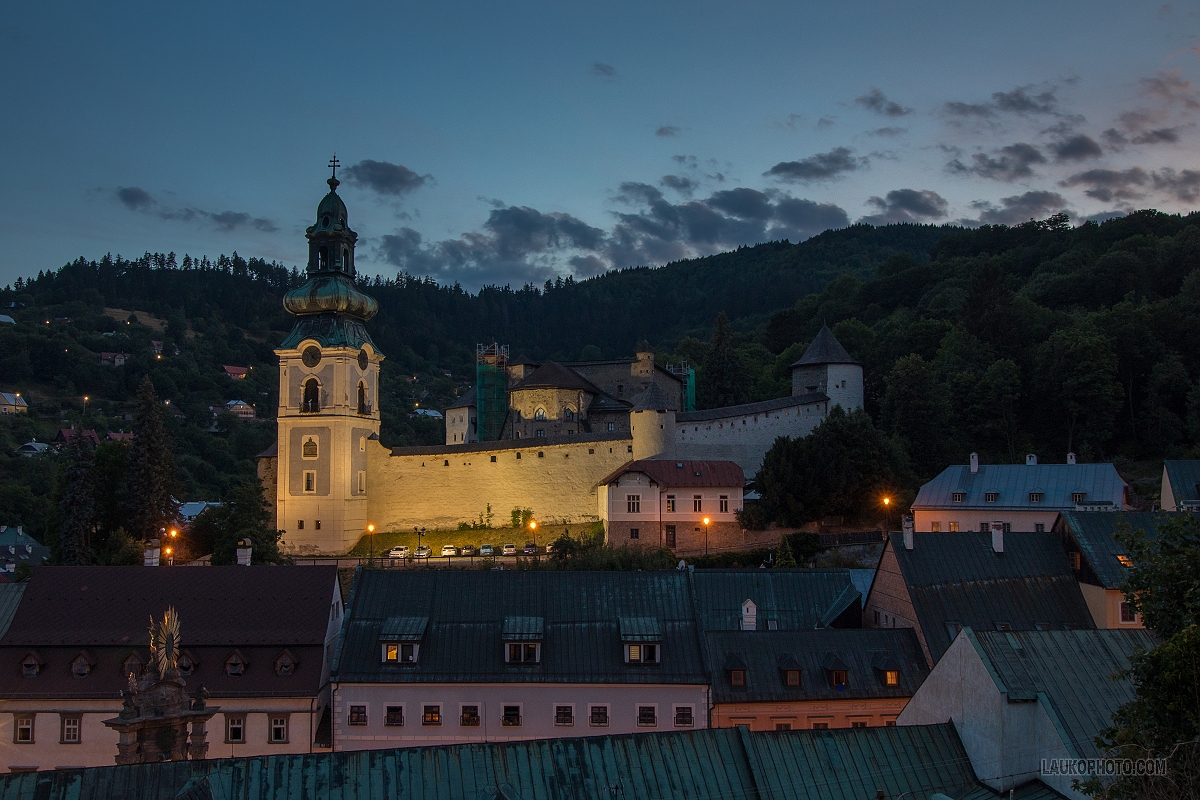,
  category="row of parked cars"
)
[385,542,552,559]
